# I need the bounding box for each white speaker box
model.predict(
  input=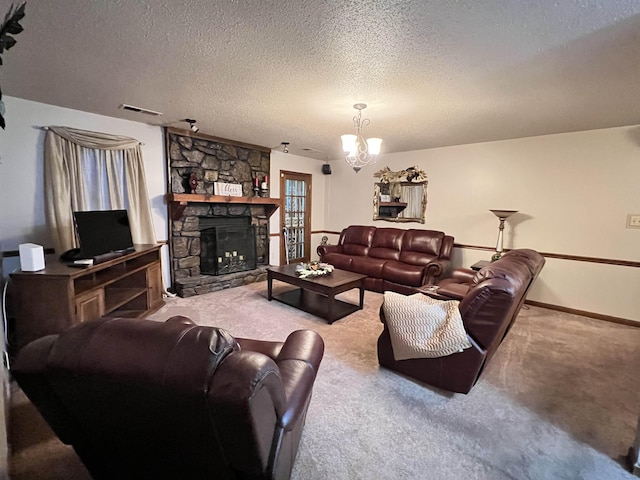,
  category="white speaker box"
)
[19,243,45,272]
